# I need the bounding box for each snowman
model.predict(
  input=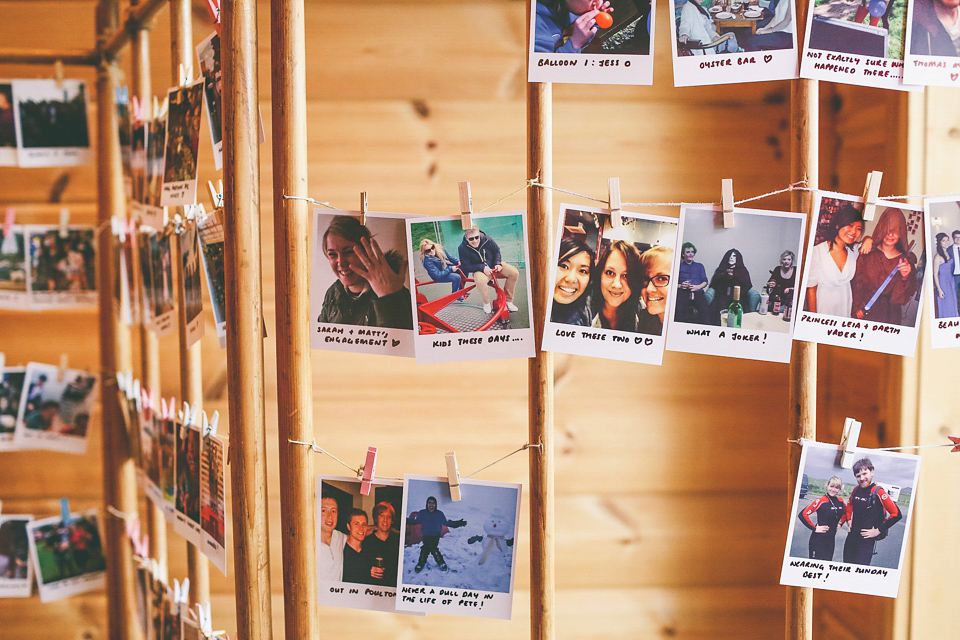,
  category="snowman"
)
[478,508,511,566]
